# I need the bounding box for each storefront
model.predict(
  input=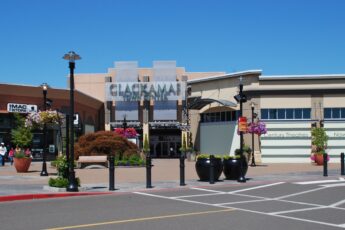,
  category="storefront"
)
[0,83,104,160]
[188,72,345,163]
